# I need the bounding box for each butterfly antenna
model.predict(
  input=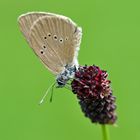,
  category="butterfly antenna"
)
[64,84,72,91]
[49,83,56,102]
[39,82,56,105]
[64,86,71,91]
